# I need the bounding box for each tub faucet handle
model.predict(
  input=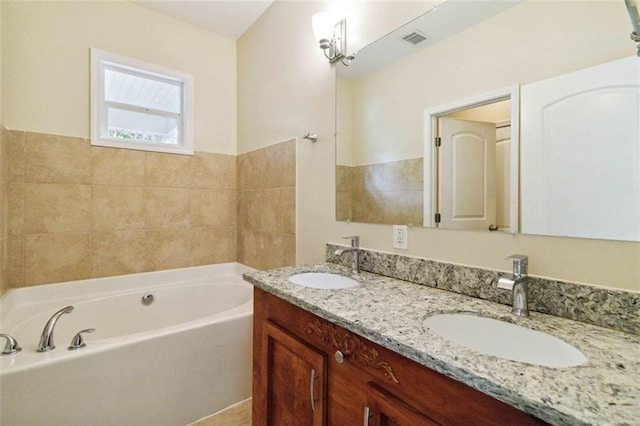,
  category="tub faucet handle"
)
[68,328,96,351]
[0,333,22,355]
